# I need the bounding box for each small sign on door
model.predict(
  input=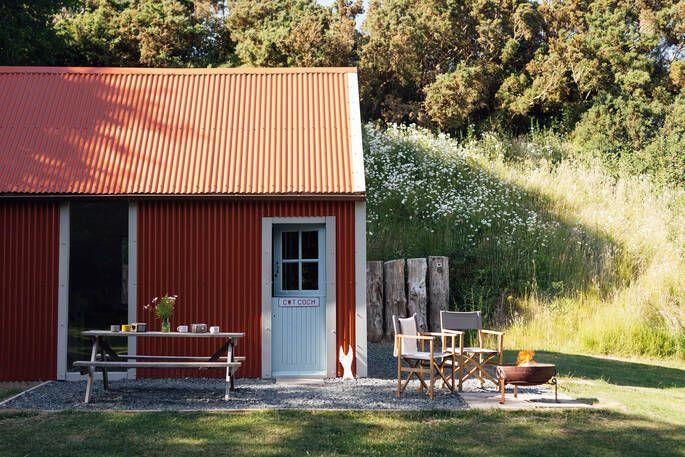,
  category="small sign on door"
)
[278,297,320,307]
